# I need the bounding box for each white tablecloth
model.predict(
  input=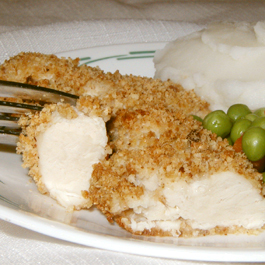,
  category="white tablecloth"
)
[1,1,265,264]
